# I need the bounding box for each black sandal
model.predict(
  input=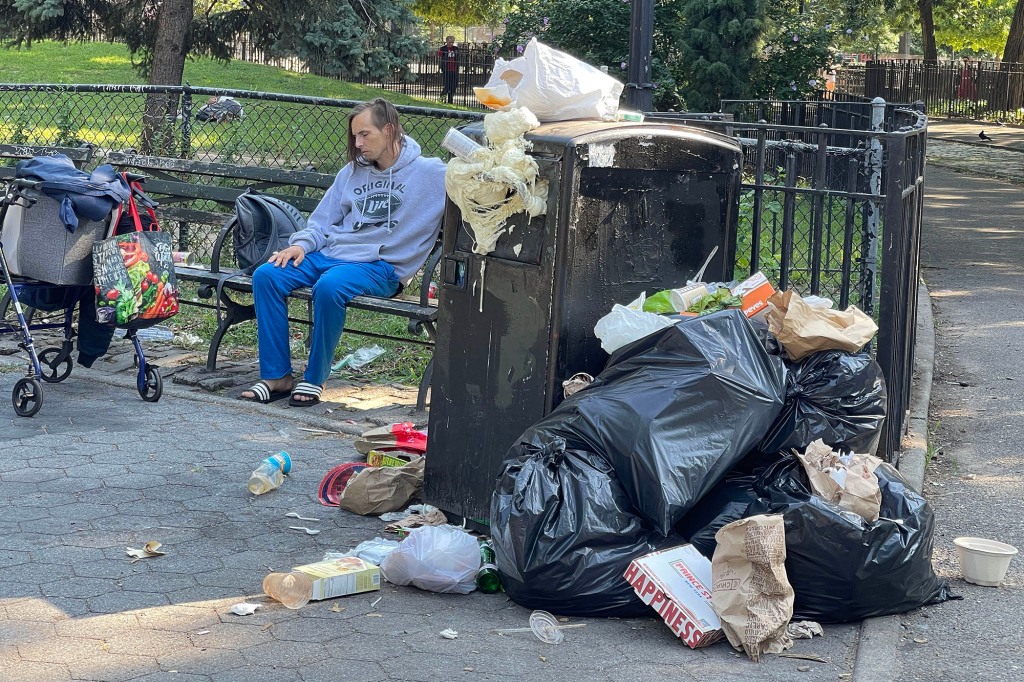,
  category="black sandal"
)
[240,381,290,404]
[289,381,323,407]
